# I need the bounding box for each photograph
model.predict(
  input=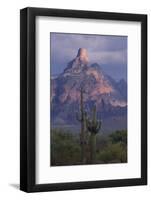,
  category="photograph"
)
[50,32,127,166]
[20,7,147,192]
